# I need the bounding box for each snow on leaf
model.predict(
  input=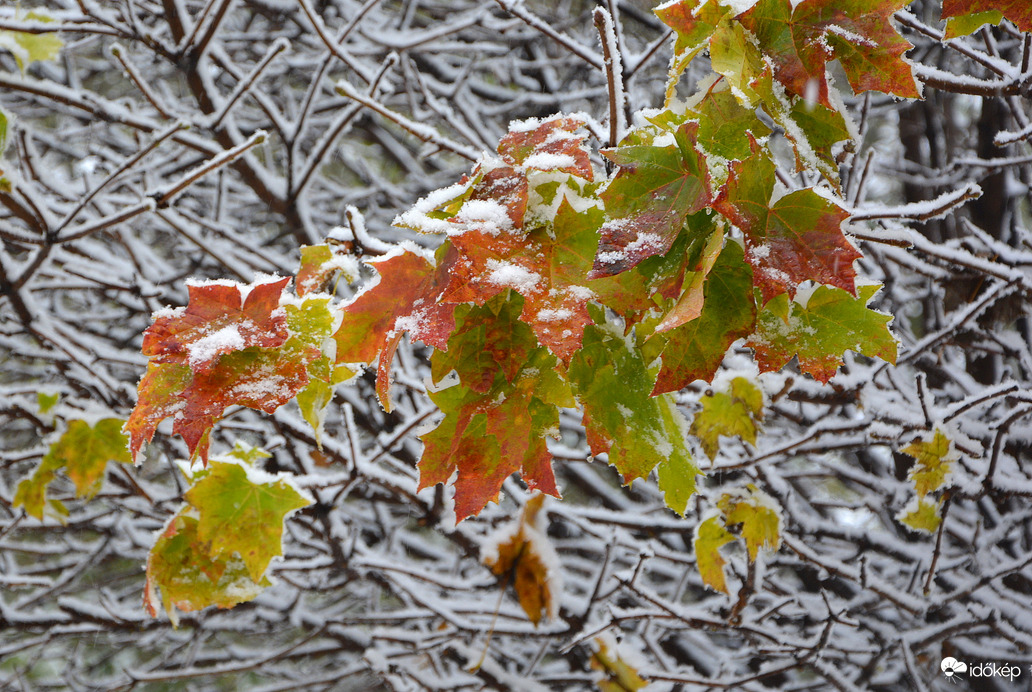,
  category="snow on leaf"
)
[651,241,757,394]
[142,276,290,373]
[444,197,601,362]
[144,510,271,626]
[942,1,1032,35]
[130,335,315,463]
[655,0,734,96]
[714,145,859,302]
[296,244,359,296]
[0,12,64,72]
[482,494,562,625]
[498,115,593,180]
[591,121,712,277]
[747,283,897,382]
[333,247,456,409]
[690,377,764,459]
[185,457,312,580]
[590,634,649,692]
[568,321,698,514]
[694,515,735,594]
[902,429,956,496]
